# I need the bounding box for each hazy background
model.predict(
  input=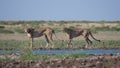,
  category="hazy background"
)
[0,0,120,21]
